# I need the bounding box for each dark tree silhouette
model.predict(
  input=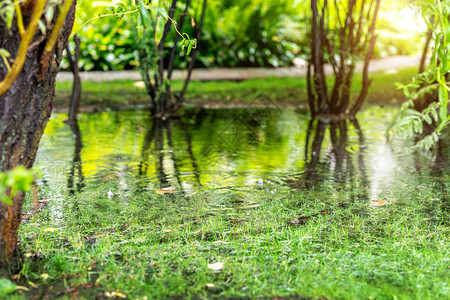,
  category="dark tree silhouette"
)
[298,118,368,195]
[139,116,202,193]
[138,0,207,118]
[66,35,82,121]
[308,0,381,118]
[67,120,84,195]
